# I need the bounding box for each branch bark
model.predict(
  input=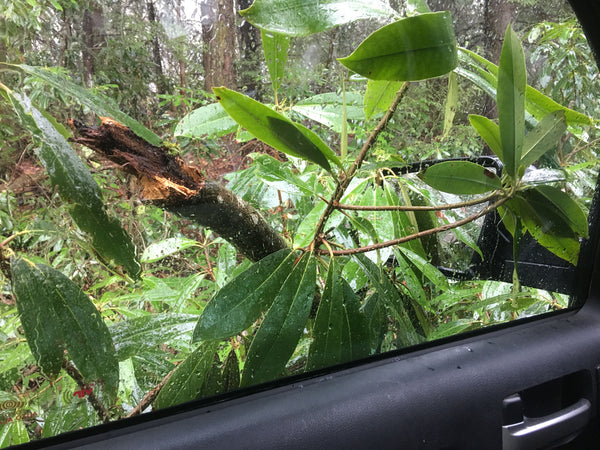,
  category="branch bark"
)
[69,118,288,261]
